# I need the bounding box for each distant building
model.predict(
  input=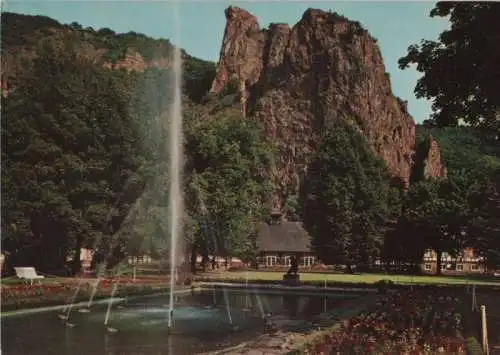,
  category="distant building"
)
[80,248,93,269]
[127,254,155,265]
[421,248,485,274]
[0,253,4,274]
[255,212,316,269]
